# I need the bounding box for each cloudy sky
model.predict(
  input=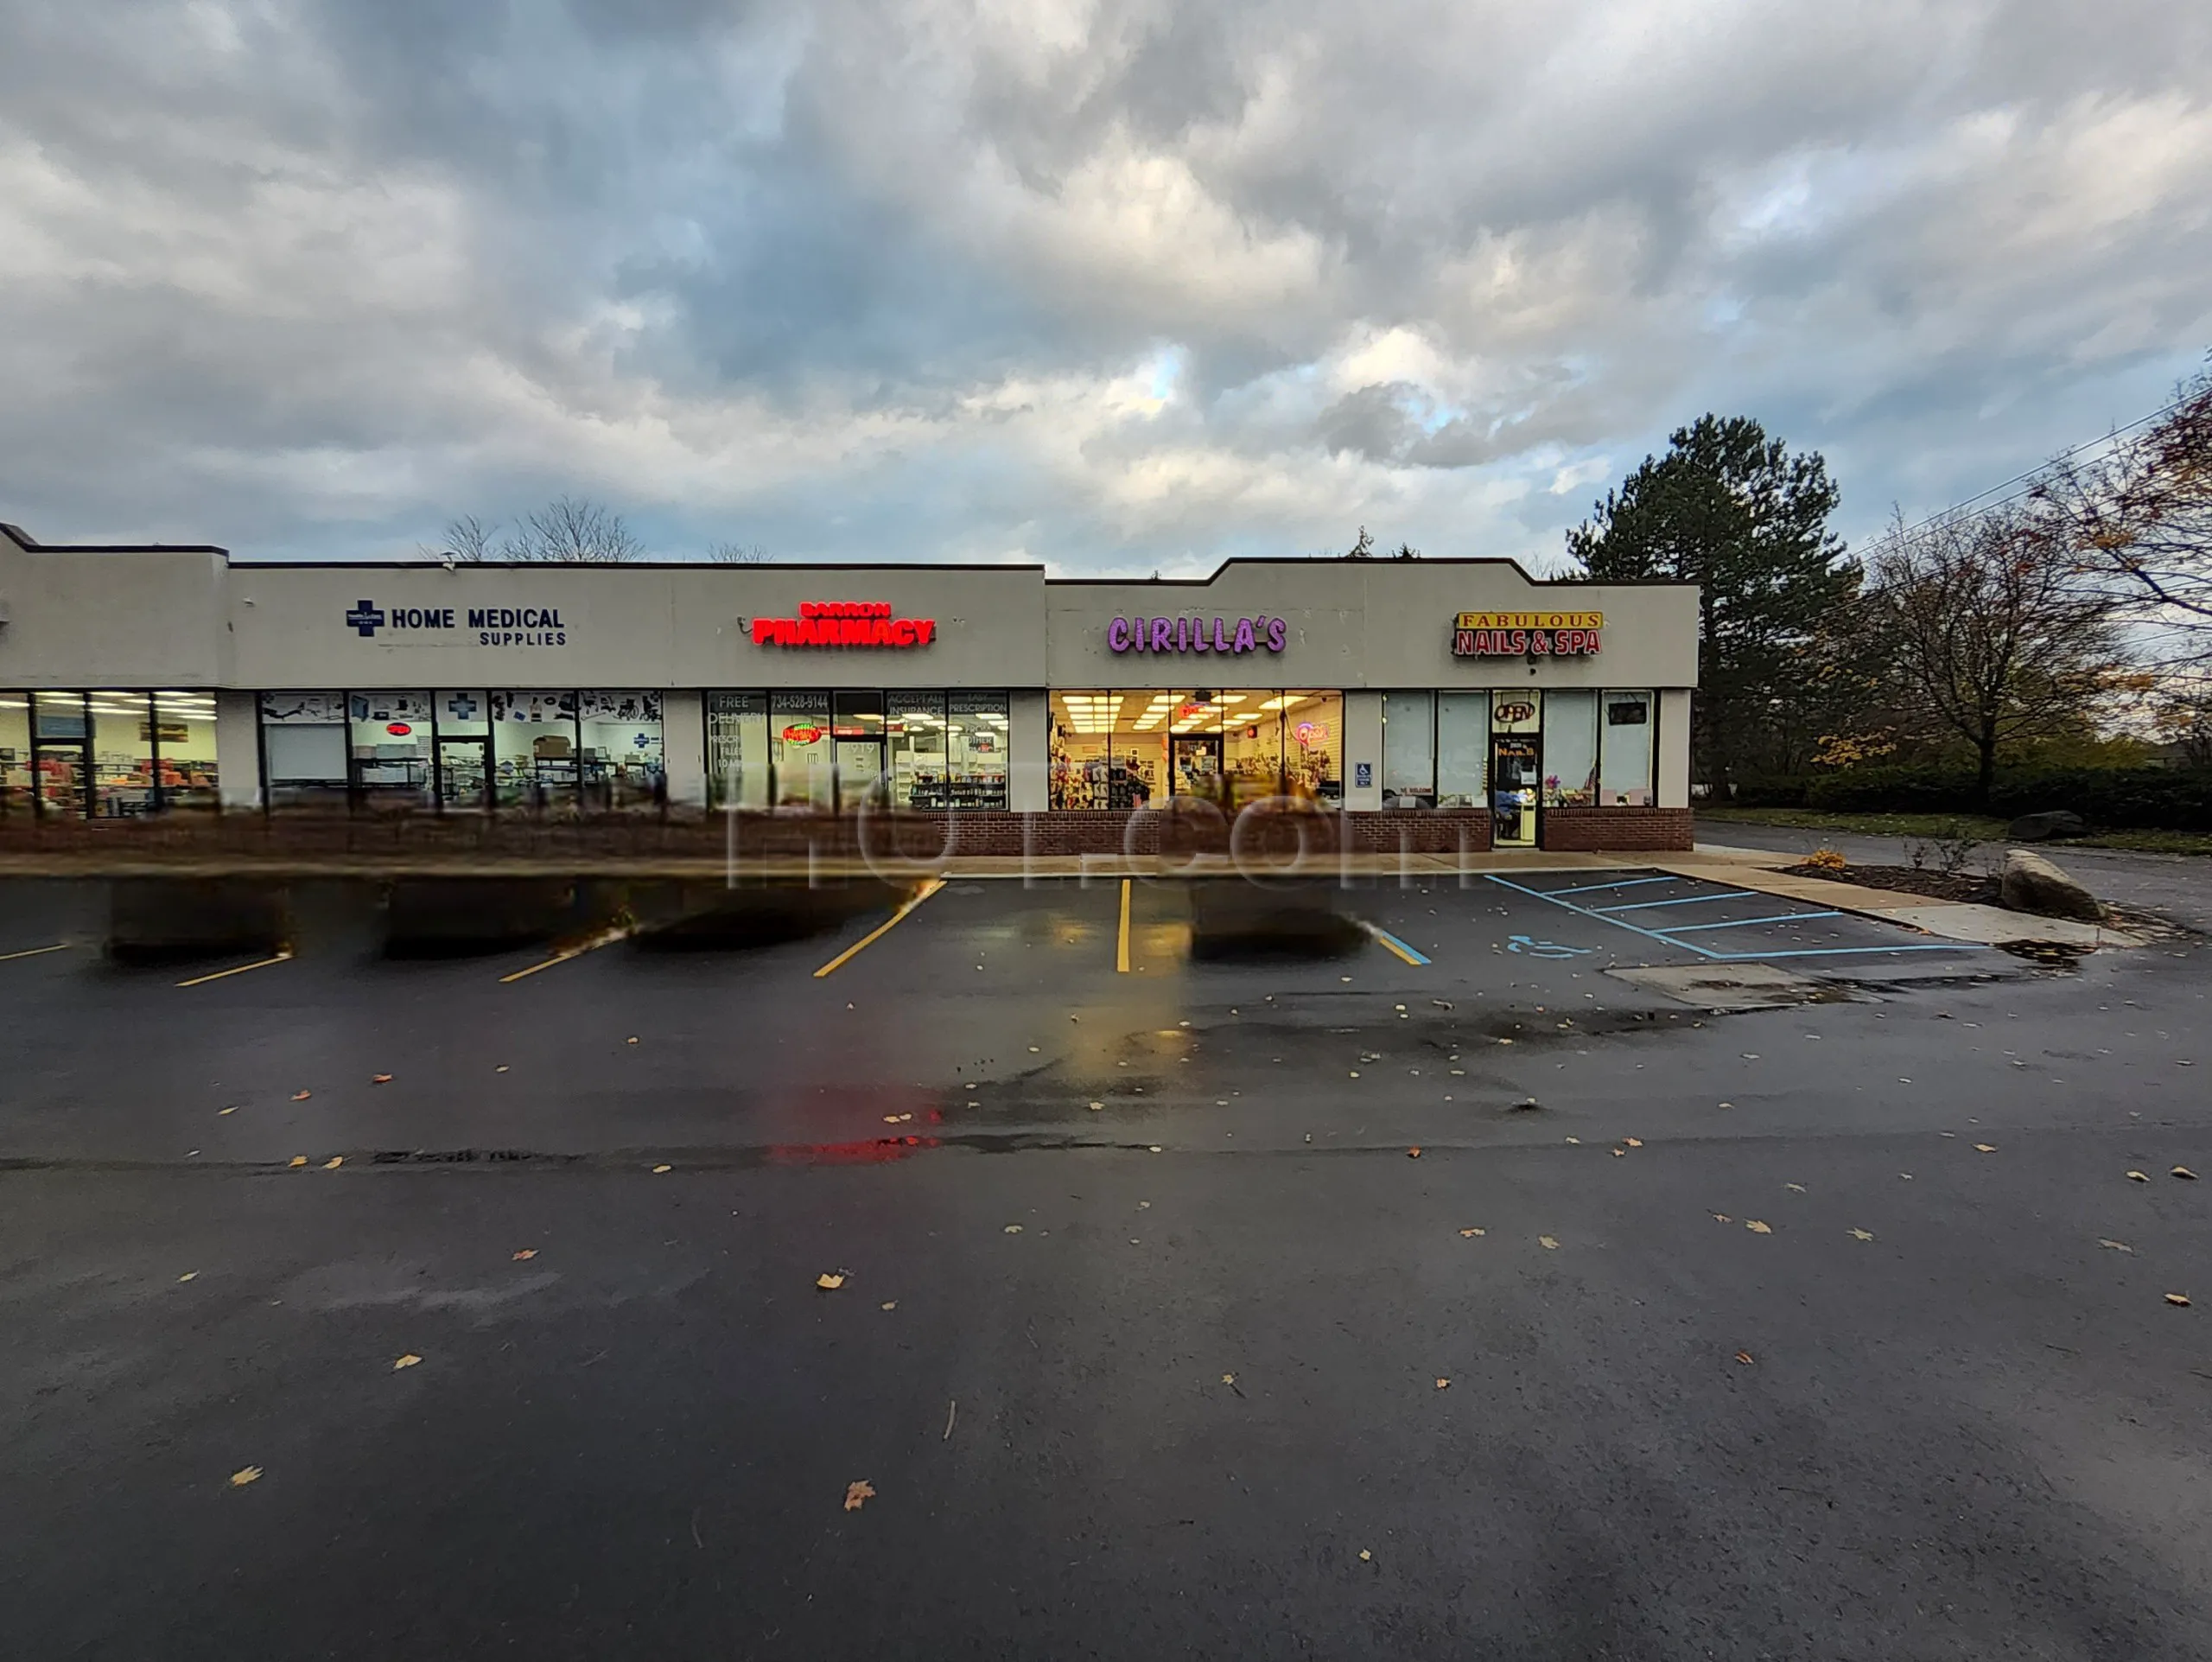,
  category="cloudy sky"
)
[3,0,2209,574]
